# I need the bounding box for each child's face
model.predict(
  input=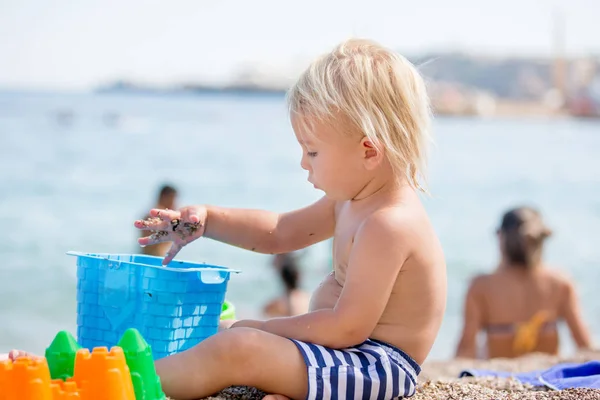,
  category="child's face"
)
[291,114,374,200]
